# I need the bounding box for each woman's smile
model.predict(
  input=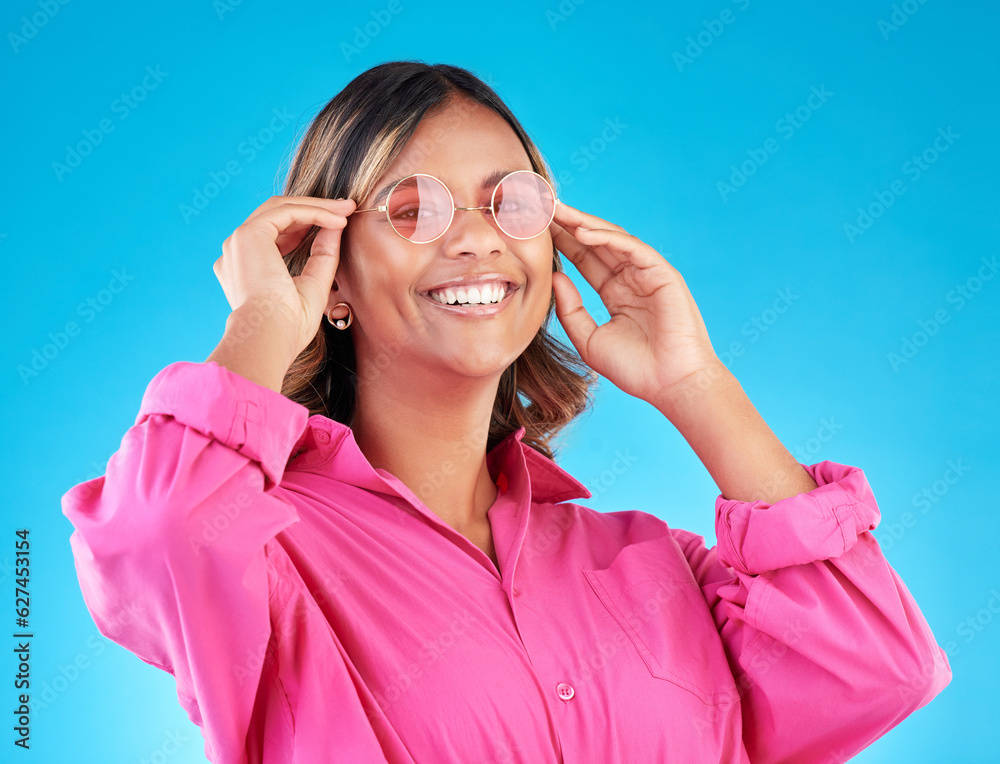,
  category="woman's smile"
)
[418,283,520,317]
